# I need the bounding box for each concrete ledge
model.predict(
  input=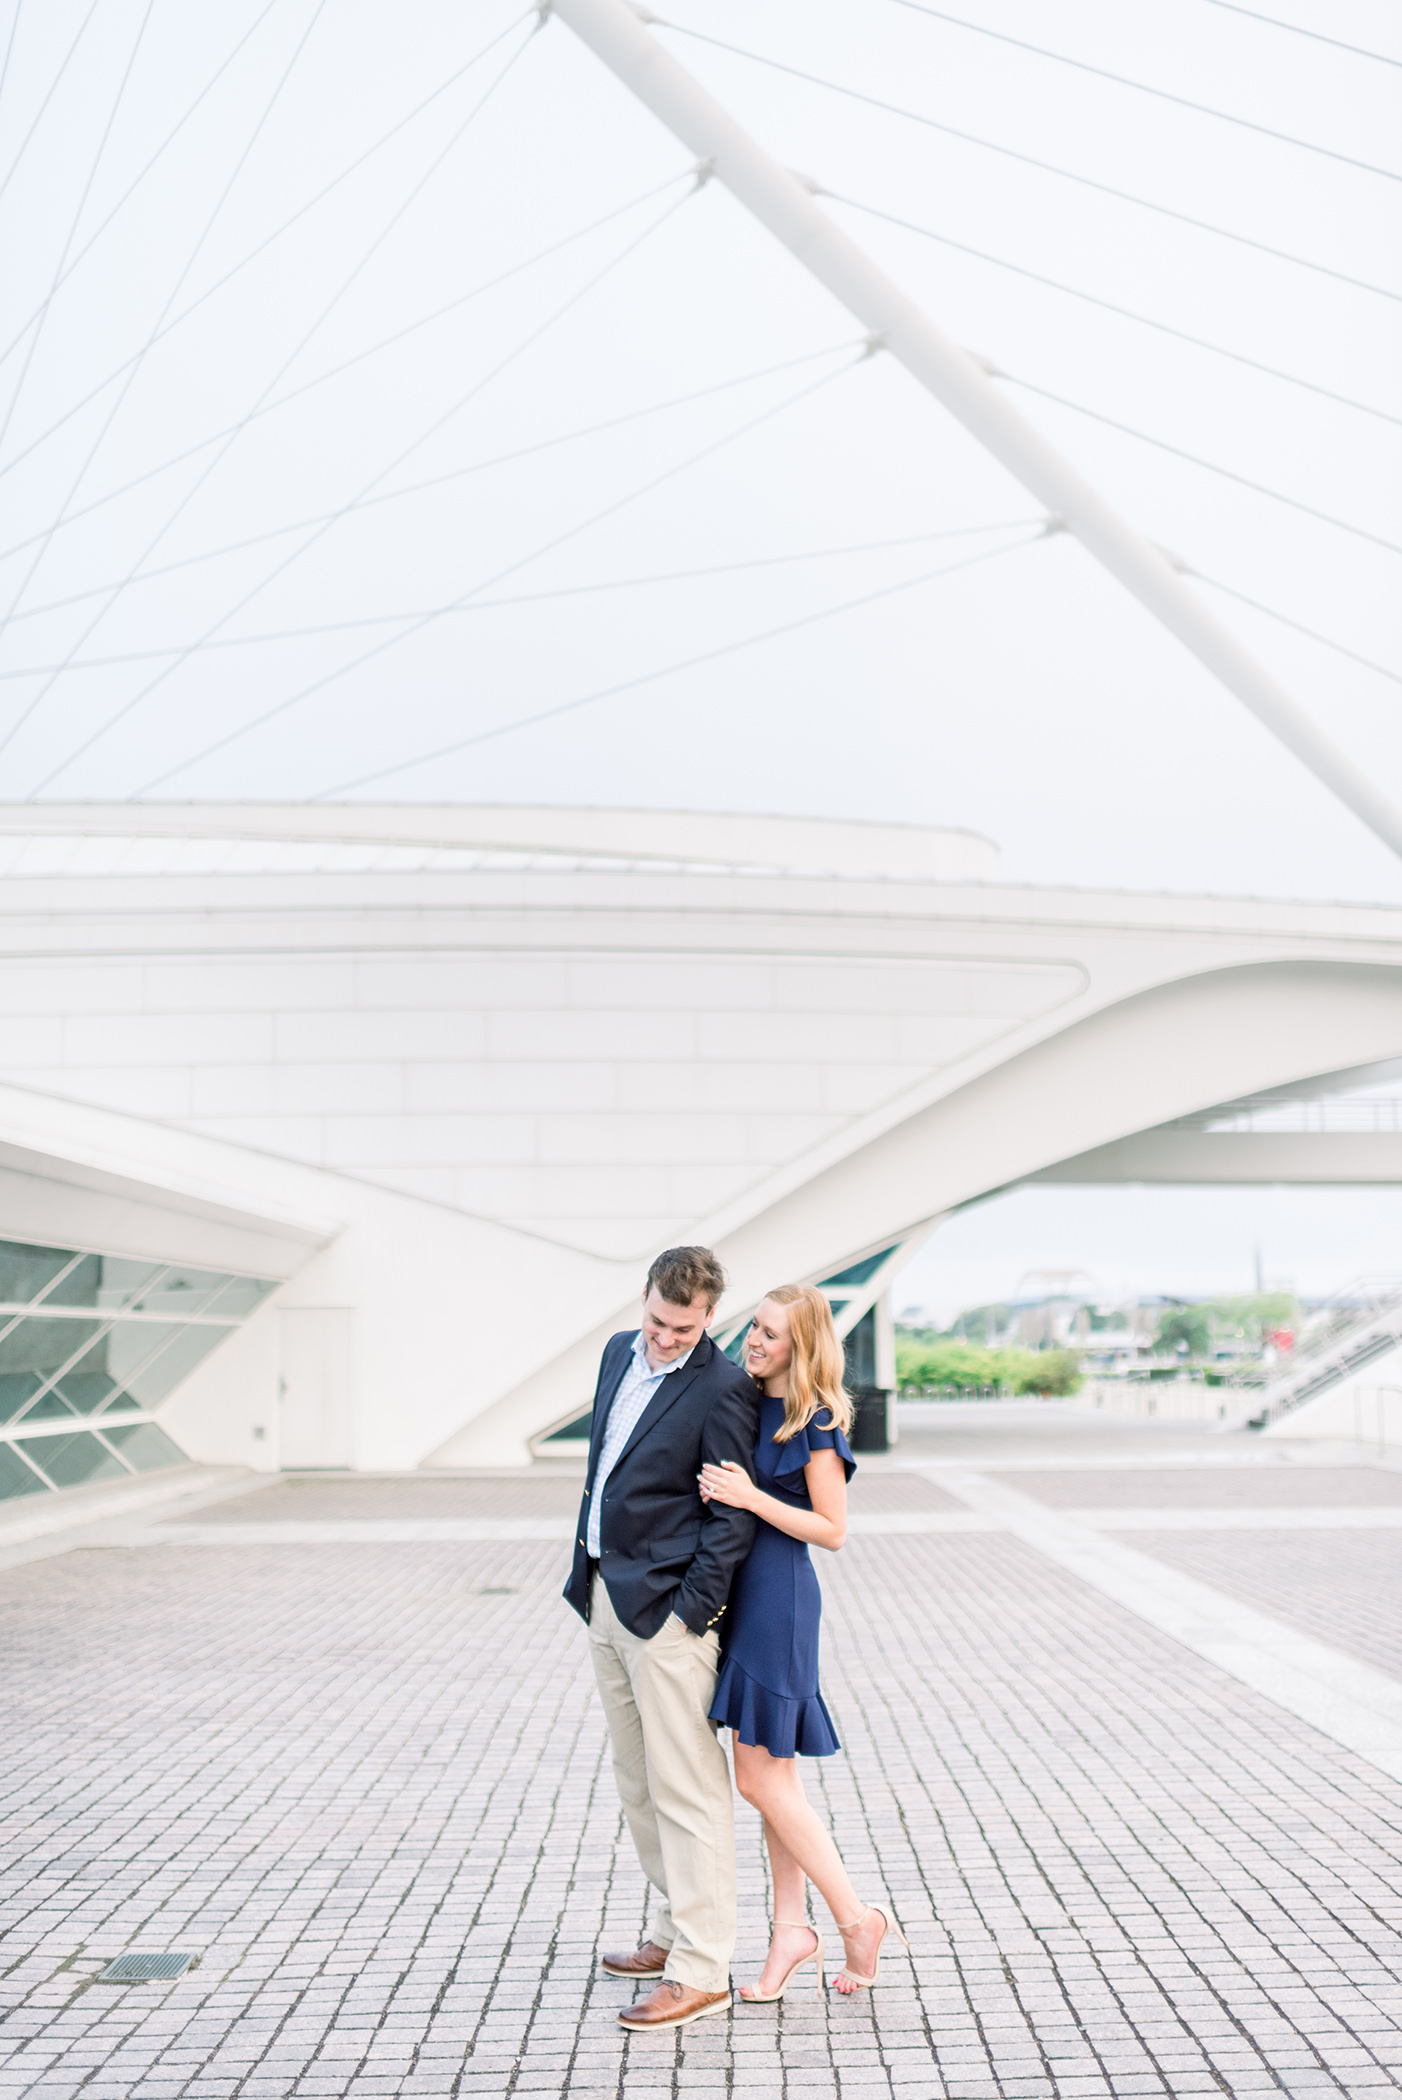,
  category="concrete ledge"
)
[0,1463,257,1566]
